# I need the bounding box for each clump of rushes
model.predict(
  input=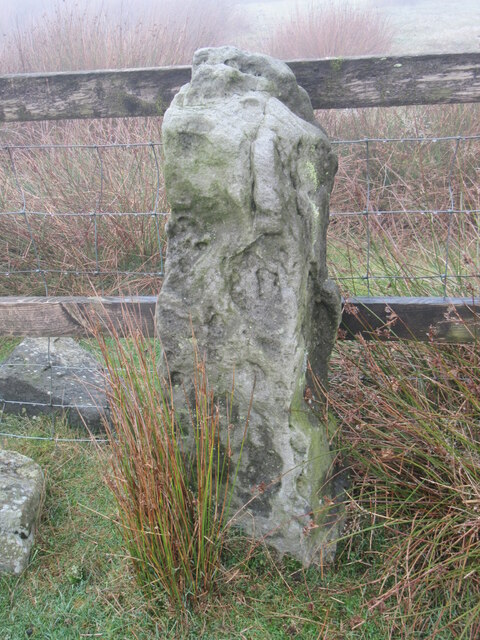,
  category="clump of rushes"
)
[319,313,480,638]
[94,322,247,613]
